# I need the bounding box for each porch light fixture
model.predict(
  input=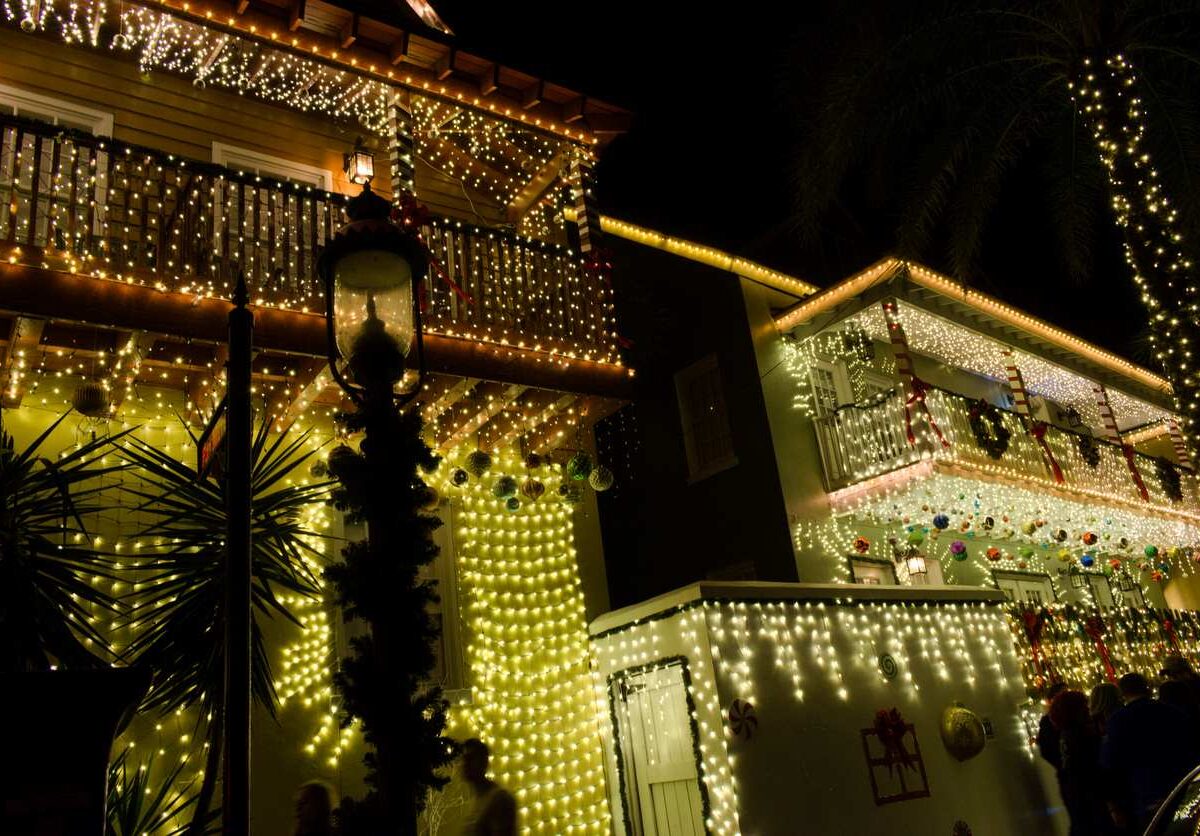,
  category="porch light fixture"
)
[318,182,428,405]
[344,139,375,187]
[905,554,928,584]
